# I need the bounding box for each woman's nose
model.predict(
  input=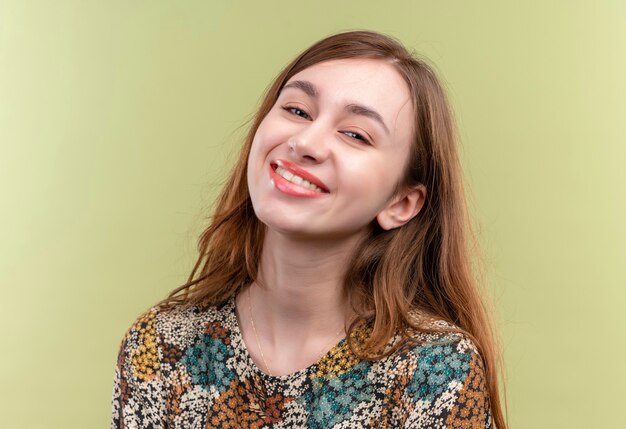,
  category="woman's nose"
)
[288,124,331,163]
